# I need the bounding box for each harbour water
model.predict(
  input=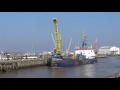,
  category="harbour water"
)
[0,56,120,78]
